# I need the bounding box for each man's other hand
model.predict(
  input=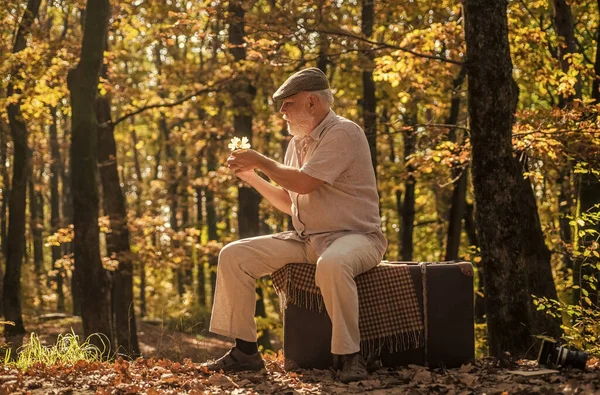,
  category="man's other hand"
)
[228,149,263,181]
[228,149,262,171]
